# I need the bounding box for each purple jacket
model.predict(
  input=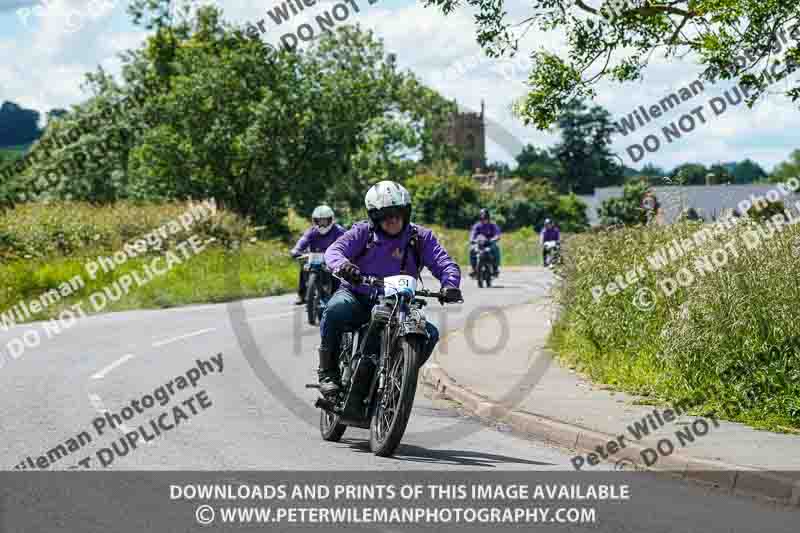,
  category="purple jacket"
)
[325,221,461,296]
[291,224,346,255]
[541,226,560,243]
[470,222,501,241]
